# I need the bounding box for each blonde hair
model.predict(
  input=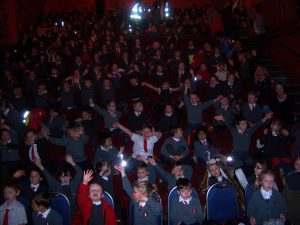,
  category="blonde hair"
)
[133,181,154,198]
